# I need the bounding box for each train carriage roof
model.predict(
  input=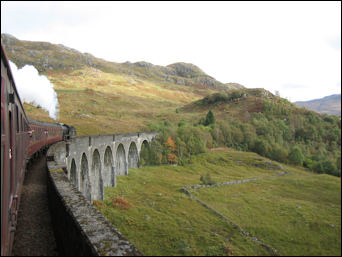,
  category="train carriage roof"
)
[27,118,63,129]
